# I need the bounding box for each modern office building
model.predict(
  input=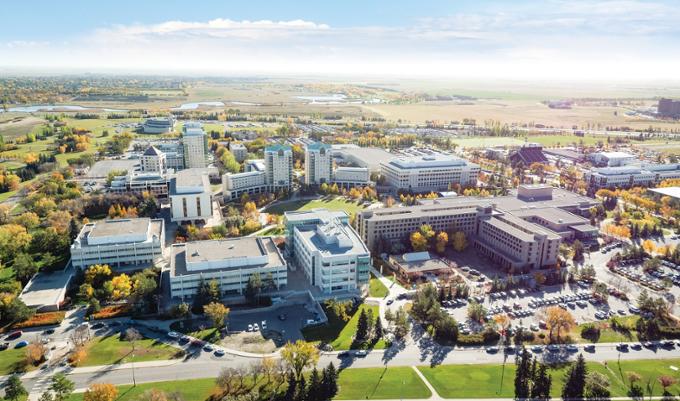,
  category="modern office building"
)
[222,146,293,201]
[585,163,680,190]
[170,169,213,223]
[140,146,167,174]
[265,144,293,190]
[142,117,175,134]
[229,143,248,162]
[182,123,209,169]
[380,154,480,192]
[109,172,169,198]
[71,218,165,270]
[284,209,370,294]
[333,167,371,188]
[332,144,395,173]
[588,151,635,167]
[357,185,598,272]
[658,98,680,119]
[305,142,333,186]
[169,237,287,299]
